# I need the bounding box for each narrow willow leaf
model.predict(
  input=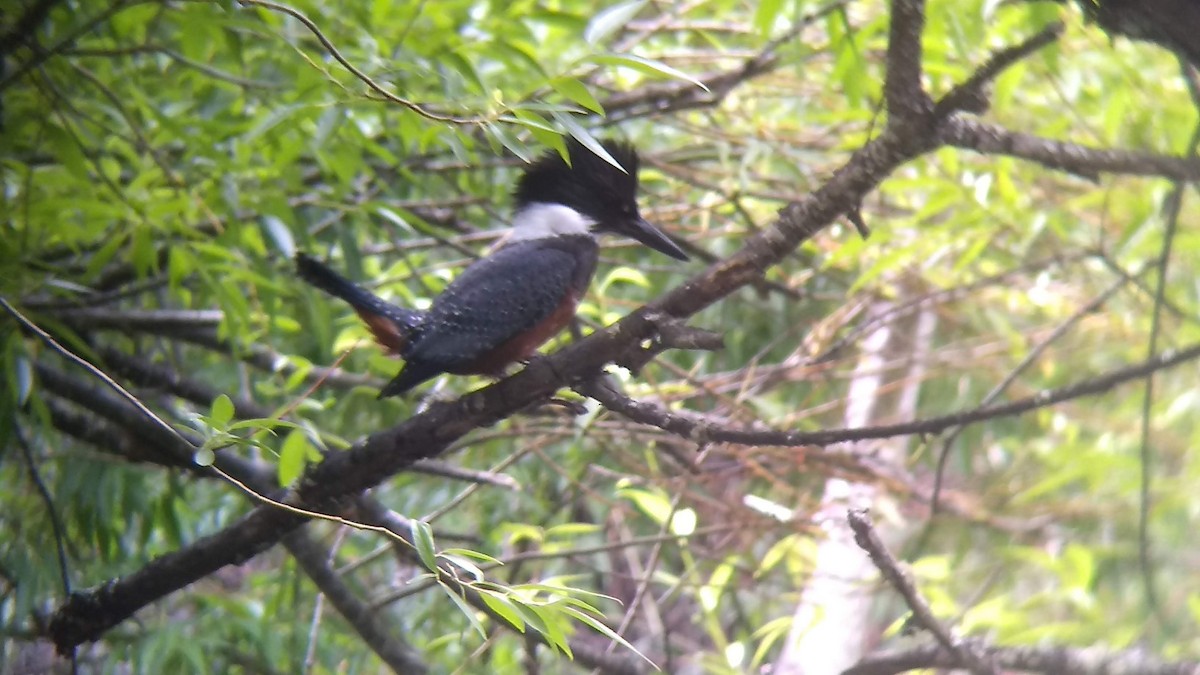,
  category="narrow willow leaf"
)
[560,606,656,667]
[411,520,438,571]
[440,584,487,640]
[549,77,605,115]
[14,356,32,406]
[585,0,647,45]
[551,113,624,171]
[529,605,573,657]
[479,590,526,633]
[588,53,710,92]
